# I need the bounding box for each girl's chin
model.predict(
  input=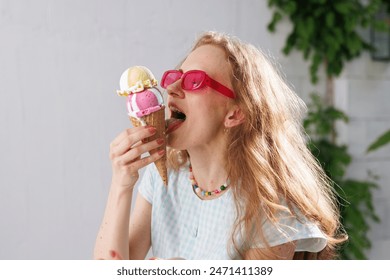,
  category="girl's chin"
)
[166,133,192,151]
[166,136,184,150]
